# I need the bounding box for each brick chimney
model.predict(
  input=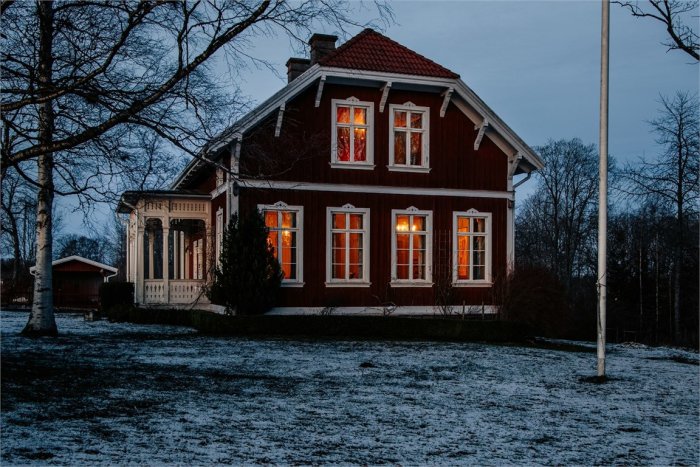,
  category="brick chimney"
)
[309,33,338,65]
[286,57,311,83]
